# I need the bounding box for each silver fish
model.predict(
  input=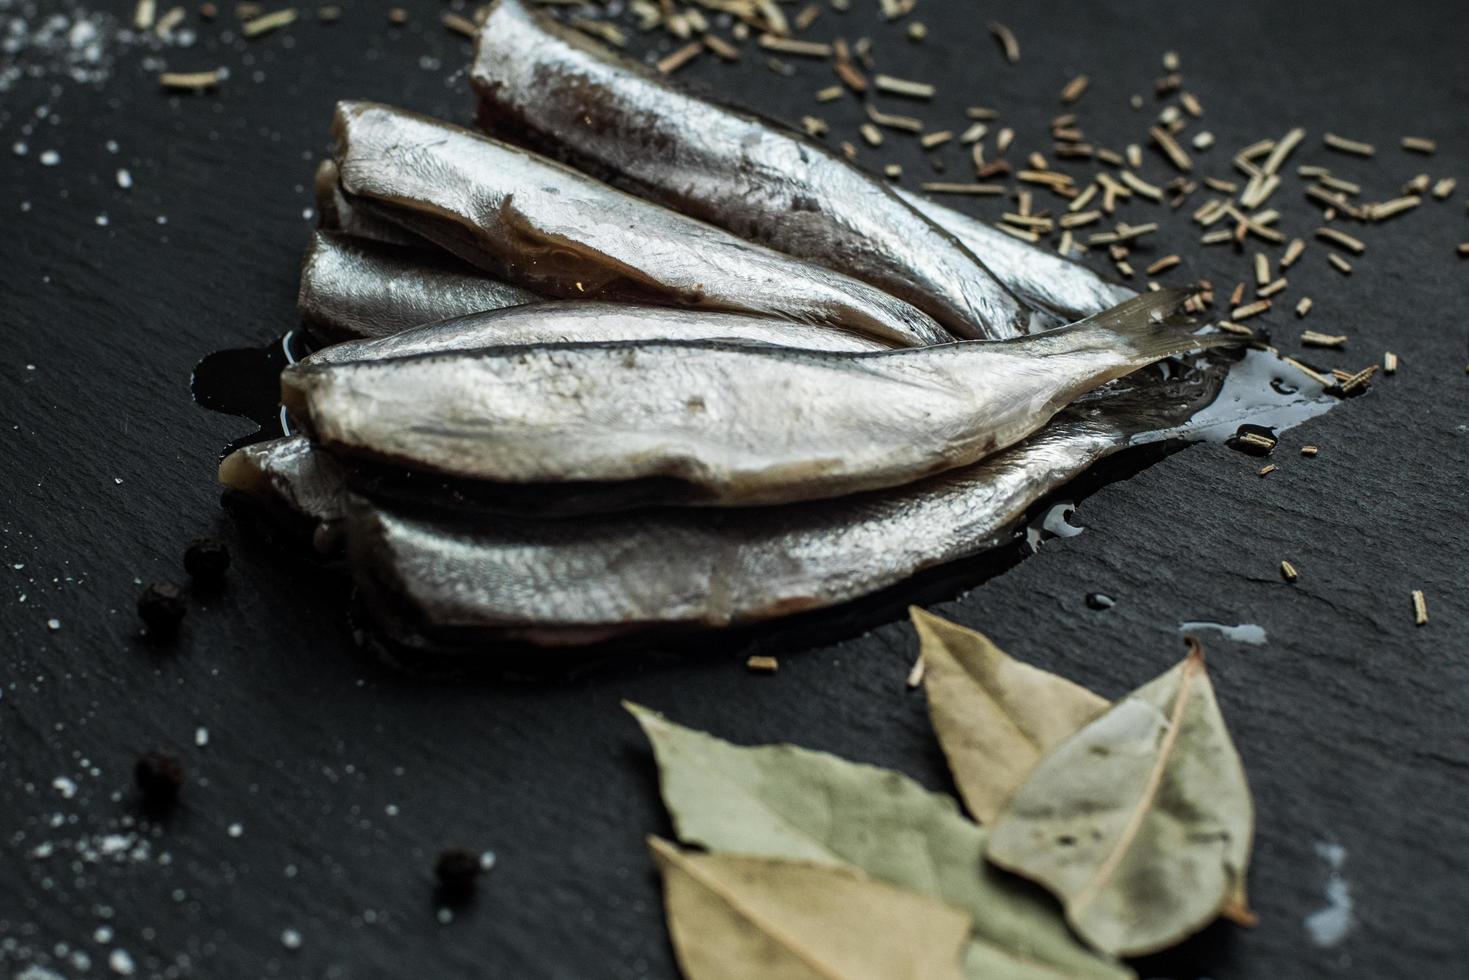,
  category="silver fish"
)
[299,231,540,342]
[282,290,1234,507]
[332,101,950,348]
[471,0,1036,341]
[894,189,1136,322]
[306,302,889,367]
[341,361,1238,647]
[313,159,422,248]
[218,435,349,554]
